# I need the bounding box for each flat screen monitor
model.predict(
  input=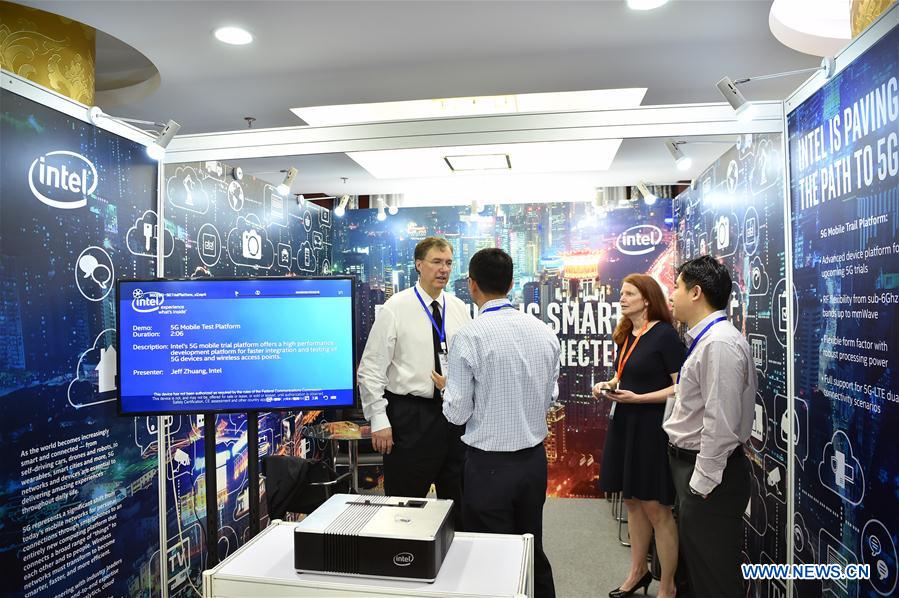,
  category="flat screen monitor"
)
[116,277,356,415]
